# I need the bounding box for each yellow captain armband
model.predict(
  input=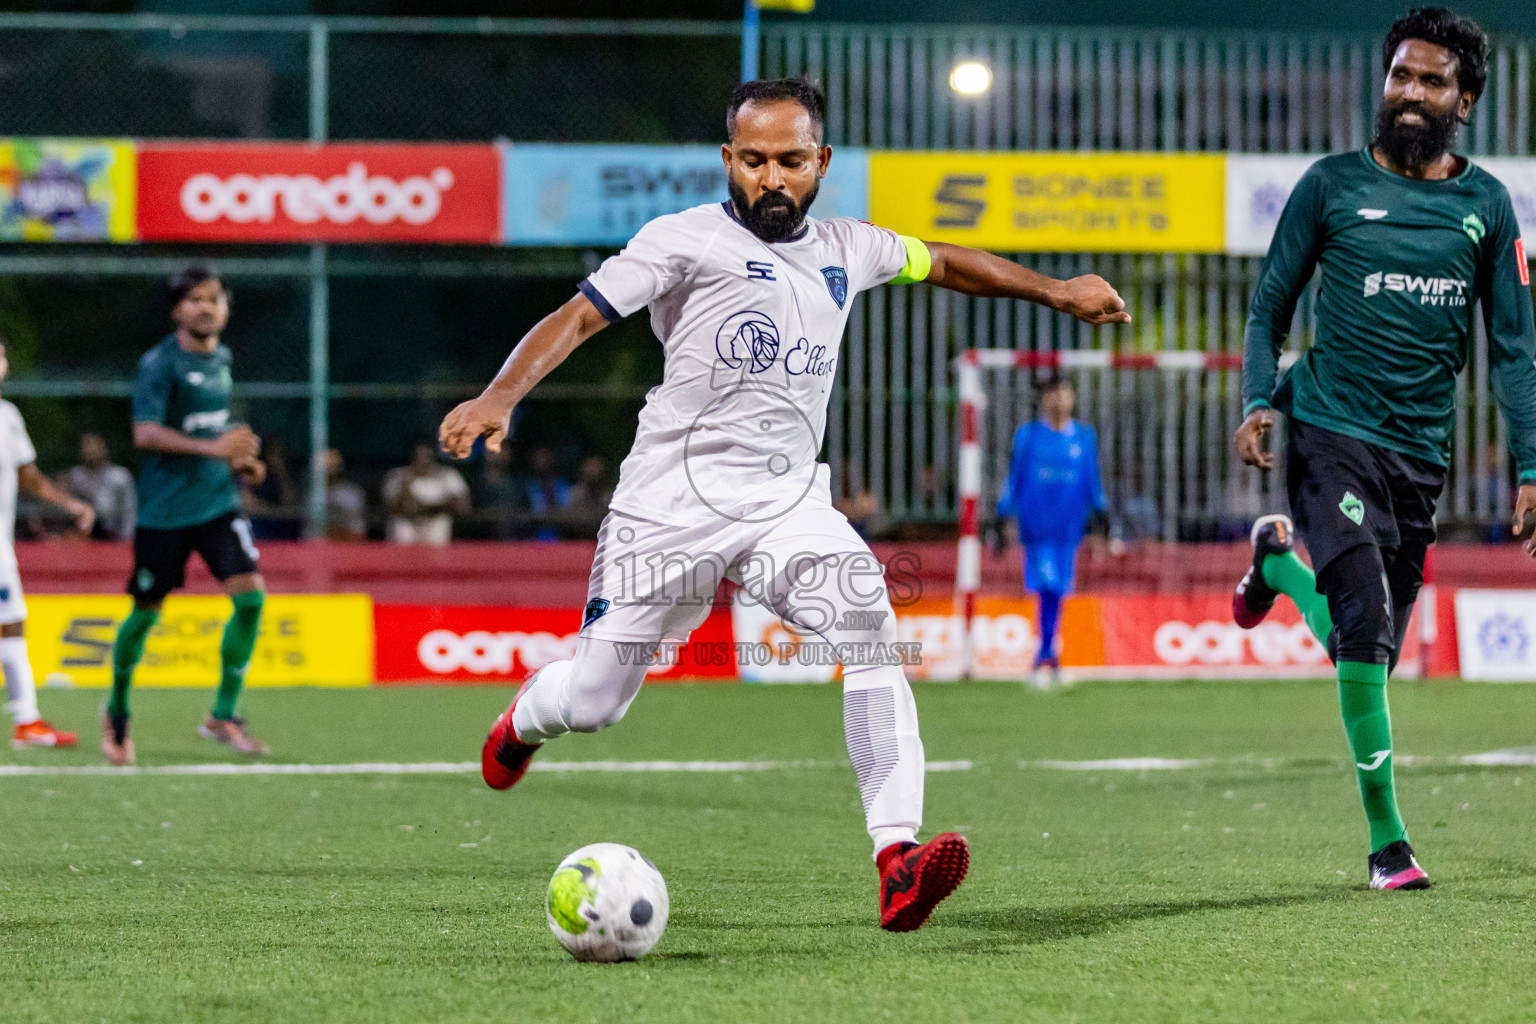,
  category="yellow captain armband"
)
[889,234,932,285]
